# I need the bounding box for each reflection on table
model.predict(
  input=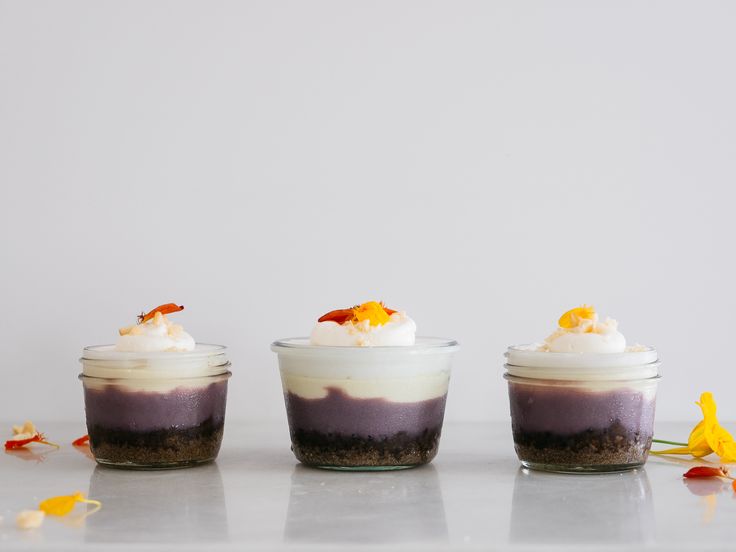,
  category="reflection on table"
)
[510,467,655,545]
[285,464,448,544]
[85,463,228,544]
